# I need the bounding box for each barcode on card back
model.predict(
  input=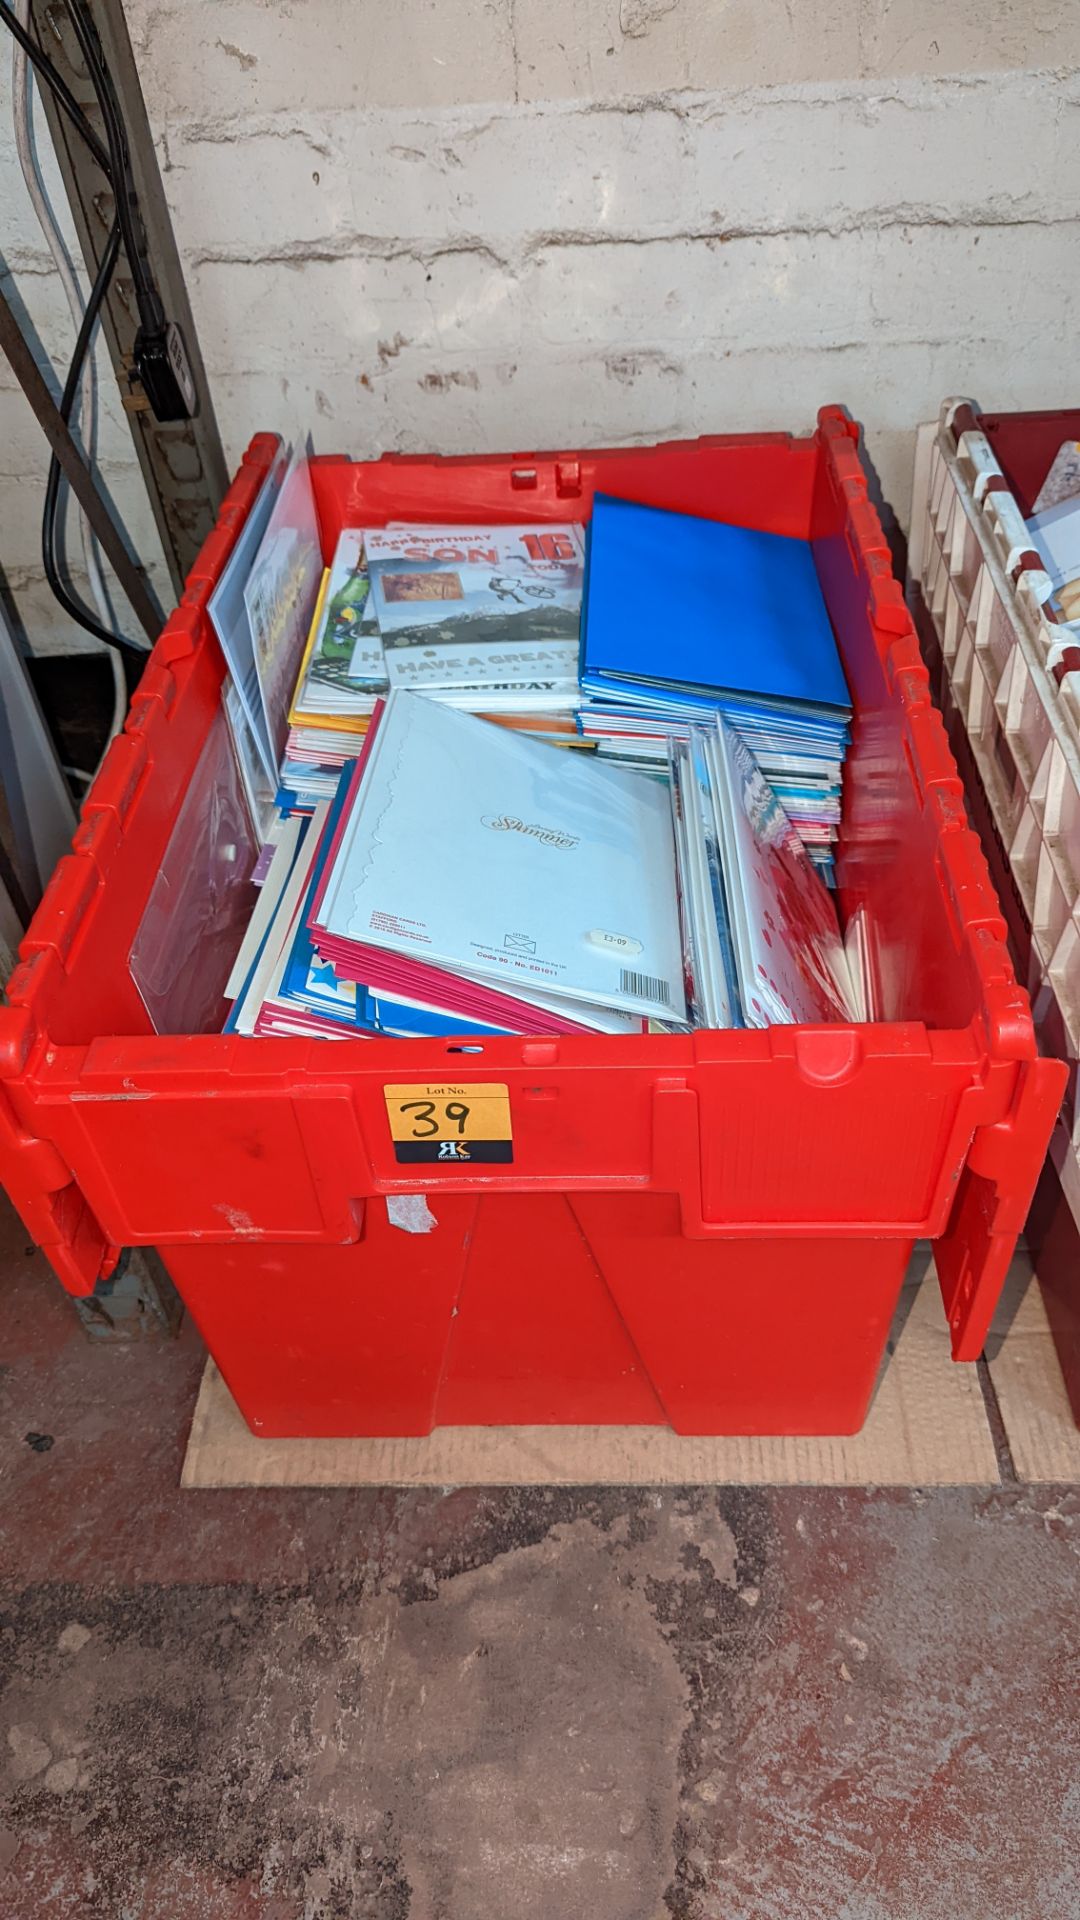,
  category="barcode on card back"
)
[620,967,670,1005]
